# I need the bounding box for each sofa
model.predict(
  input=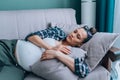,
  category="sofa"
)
[0,8,112,80]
